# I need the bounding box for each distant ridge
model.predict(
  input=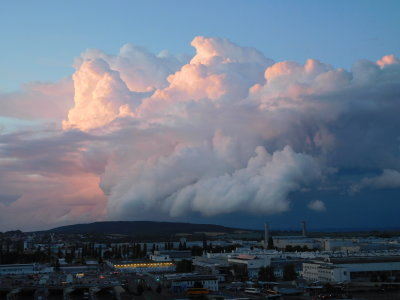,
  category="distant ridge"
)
[43,221,252,237]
